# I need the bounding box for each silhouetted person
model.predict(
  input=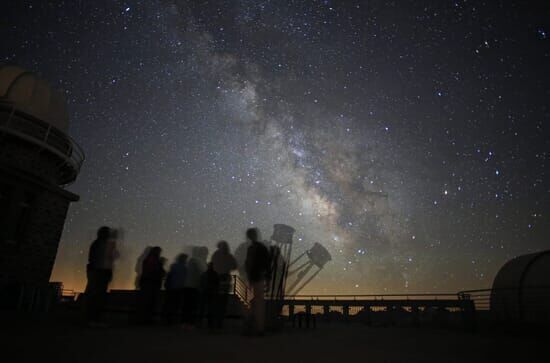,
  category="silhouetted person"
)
[84,226,119,327]
[135,246,152,289]
[200,262,220,330]
[163,253,188,324]
[137,246,165,324]
[244,228,270,335]
[182,246,208,329]
[211,240,237,328]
